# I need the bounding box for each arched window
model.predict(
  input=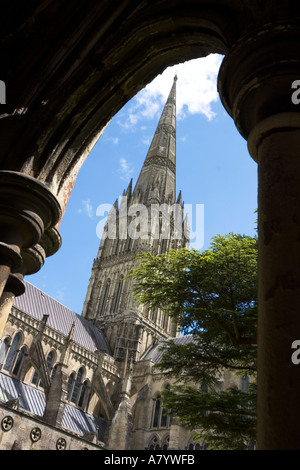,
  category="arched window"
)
[31,369,39,385]
[78,379,89,408]
[152,395,161,428]
[31,351,55,388]
[161,435,169,450]
[46,350,54,371]
[188,441,206,450]
[152,386,170,428]
[12,346,26,377]
[148,435,160,450]
[67,372,75,400]
[3,332,22,373]
[71,367,85,404]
